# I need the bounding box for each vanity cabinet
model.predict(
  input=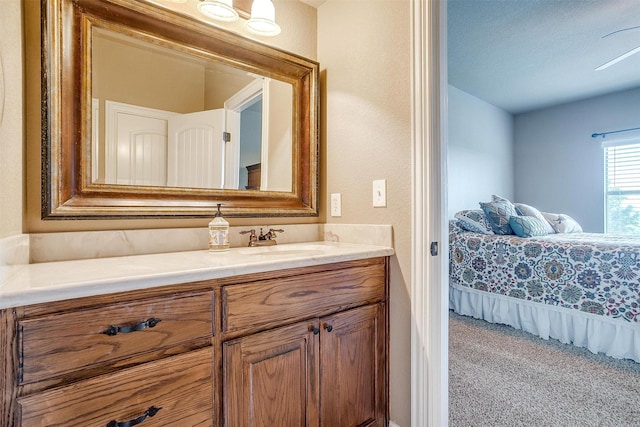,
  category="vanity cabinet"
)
[221,259,387,426]
[319,303,386,426]
[223,304,385,427]
[18,292,214,384]
[0,257,389,426]
[223,321,319,426]
[18,348,214,426]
